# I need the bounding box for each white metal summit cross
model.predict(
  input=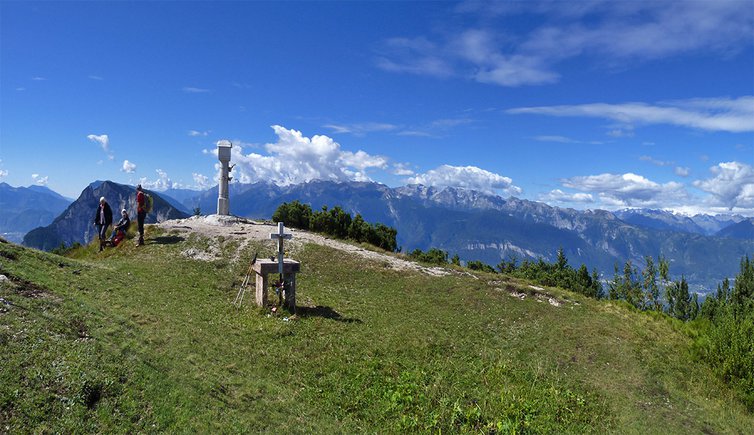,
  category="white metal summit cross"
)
[270,222,292,276]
